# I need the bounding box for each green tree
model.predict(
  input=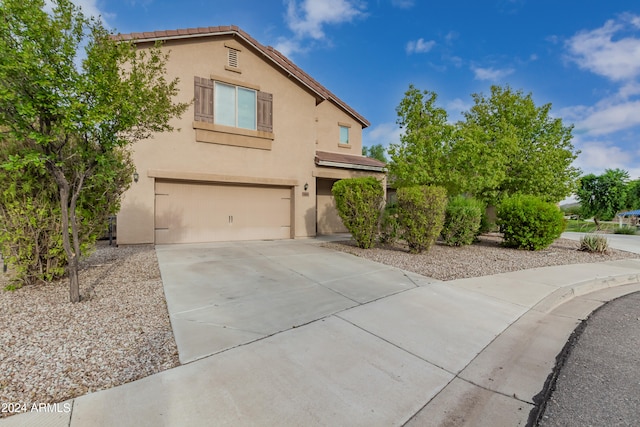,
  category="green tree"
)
[388,85,455,191]
[362,144,388,163]
[388,85,580,206]
[0,0,188,302]
[576,169,630,228]
[626,179,640,210]
[457,85,580,205]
